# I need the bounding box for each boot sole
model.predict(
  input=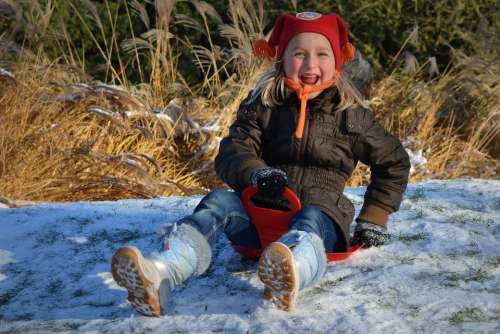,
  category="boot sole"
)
[258,242,298,311]
[111,246,162,317]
